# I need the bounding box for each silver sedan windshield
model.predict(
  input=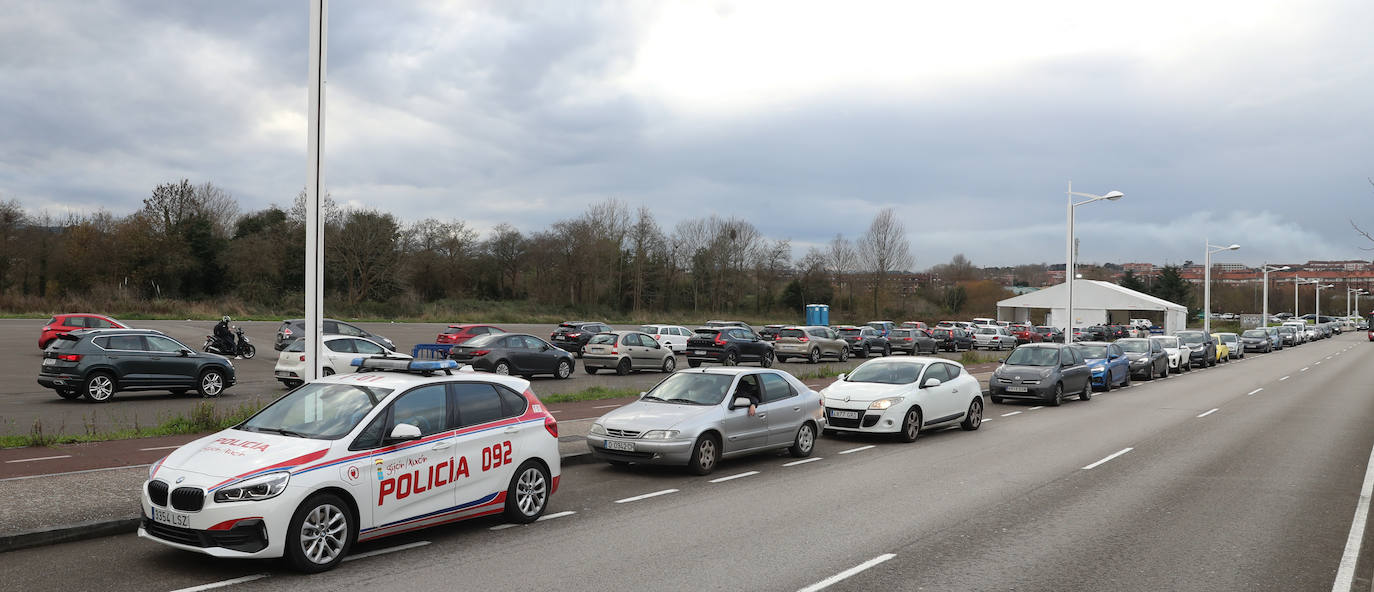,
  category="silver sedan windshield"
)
[642,373,734,405]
